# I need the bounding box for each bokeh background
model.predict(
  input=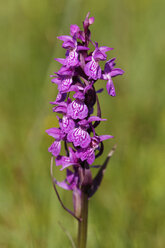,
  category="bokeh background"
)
[0,0,165,247]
